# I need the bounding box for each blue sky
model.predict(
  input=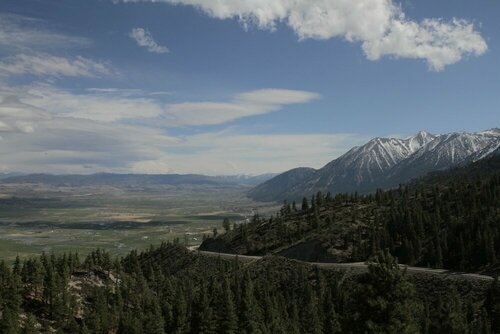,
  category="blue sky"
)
[0,0,498,174]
